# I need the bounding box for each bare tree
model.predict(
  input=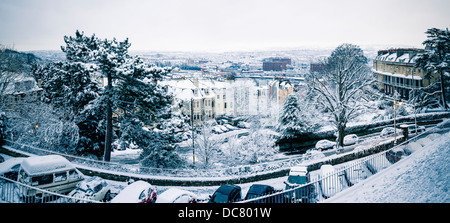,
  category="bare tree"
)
[309,44,374,149]
[191,120,222,168]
